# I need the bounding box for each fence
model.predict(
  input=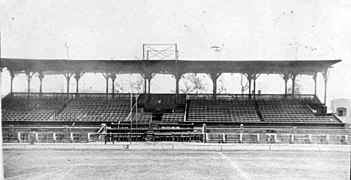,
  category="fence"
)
[2,131,350,145]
